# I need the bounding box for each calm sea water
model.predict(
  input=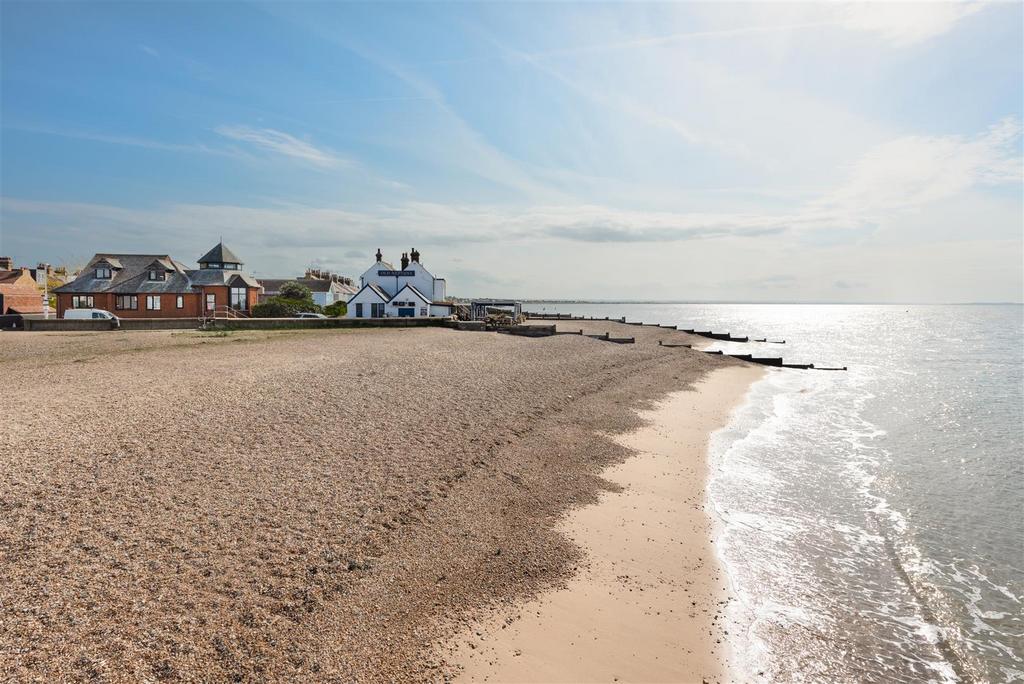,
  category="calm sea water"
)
[529,303,1023,683]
